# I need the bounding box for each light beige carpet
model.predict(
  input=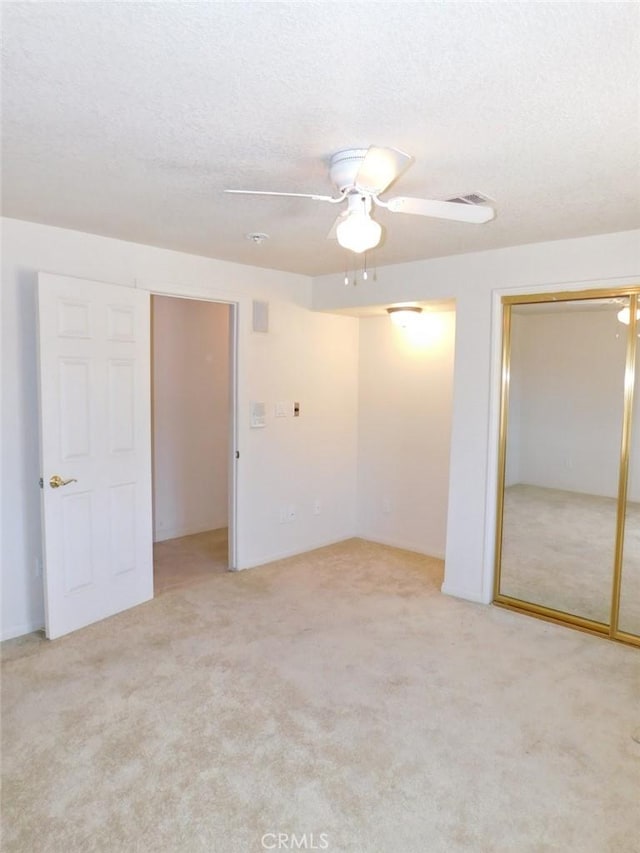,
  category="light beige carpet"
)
[154,528,228,596]
[500,484,640,632]
[2,539,639,852]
